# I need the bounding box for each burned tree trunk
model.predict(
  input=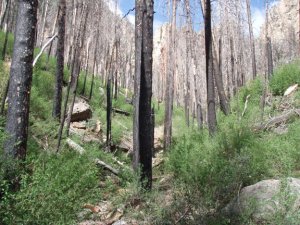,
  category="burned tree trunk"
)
[246,0,257,79]
[267,37,273,79]
[1,0,10,60]
[204,0,217,135]
[0,78,9,115]
[213,38,230,115]
[53,0,66,119]
[164,0,177,150]
[81,40,91,96]
[4,0,38,159]
[89,30,99,101]
[133,0,154,190]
